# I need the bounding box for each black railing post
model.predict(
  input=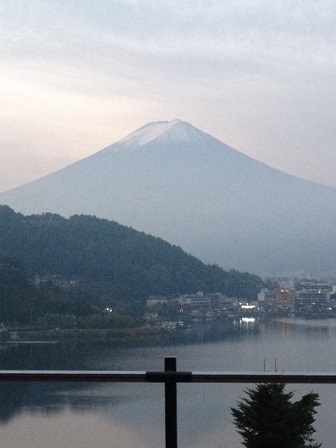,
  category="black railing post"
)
[165,357,177,448]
